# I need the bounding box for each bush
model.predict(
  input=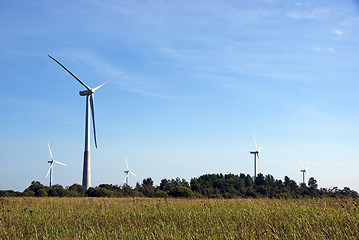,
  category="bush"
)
[0,191,9,197]
[154,190,168,198]
[168,186,195,198]
[68,184,86,195]
[23,189,35,197]
[35,188,48,197]
[86,187,114,197]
